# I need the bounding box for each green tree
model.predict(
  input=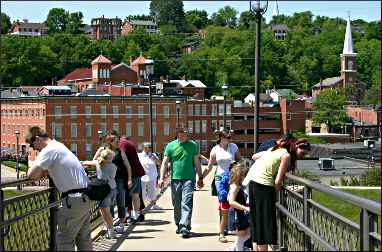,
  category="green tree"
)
[67,12,84,34]
[185,9,209,31]
[46,8,69,33]
[312,89,348,132]
[211,6,238,28]
[1,12,11,34]
[238,11,255,29]
[150,0,186,31]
